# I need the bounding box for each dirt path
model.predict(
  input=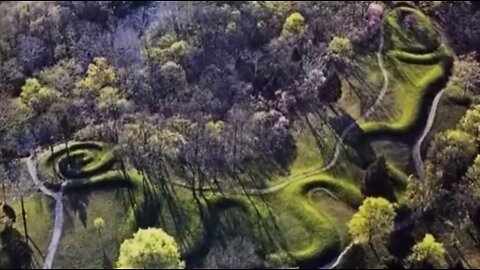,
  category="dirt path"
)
[25,155,64,270]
